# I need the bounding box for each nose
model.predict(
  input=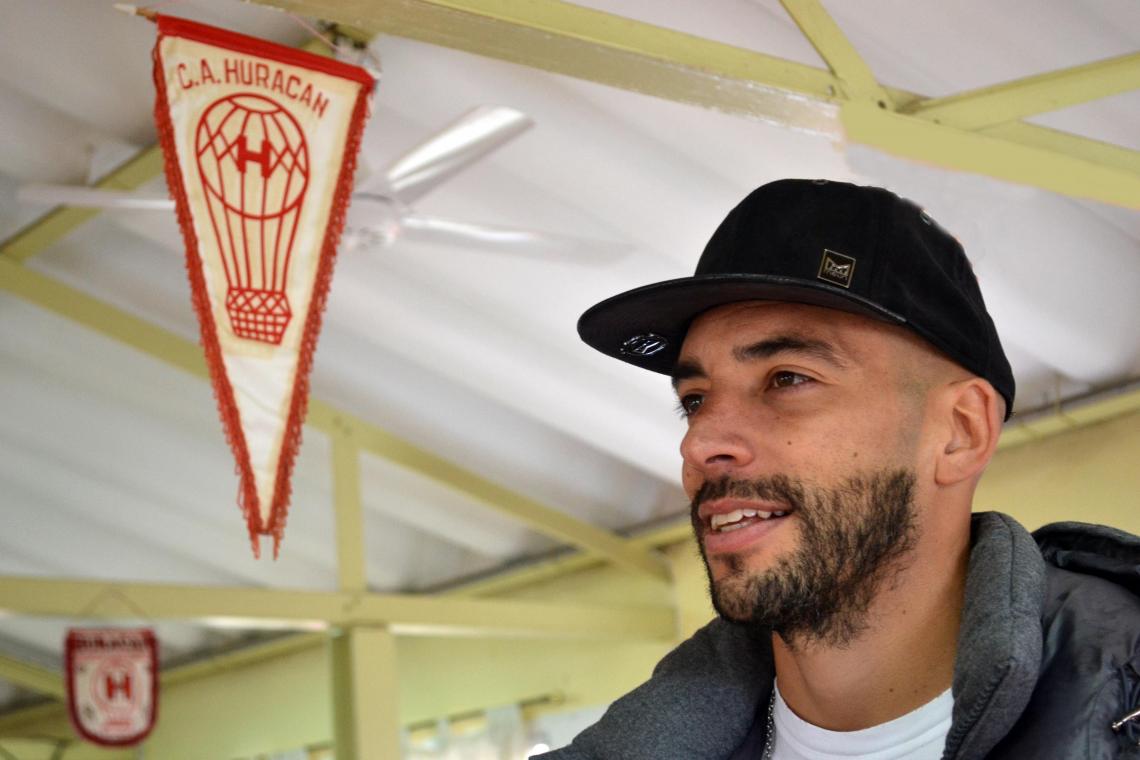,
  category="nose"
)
[679,401,756,482]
